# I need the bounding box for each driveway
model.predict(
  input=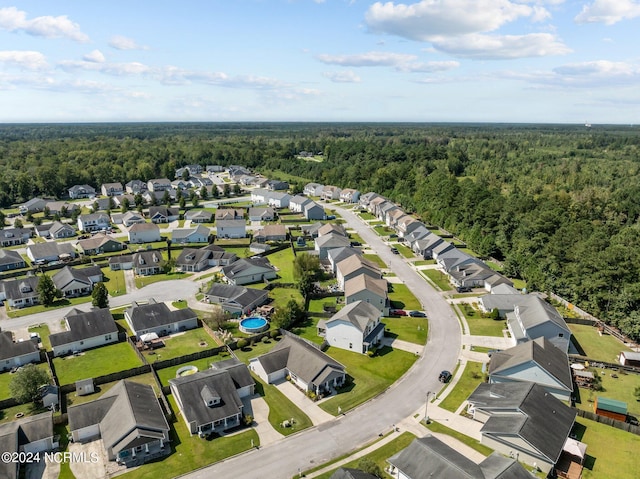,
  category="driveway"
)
[24,458,59,479]
[275,379,335,425]
[123,269,136,293]
[242,394,283,446]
